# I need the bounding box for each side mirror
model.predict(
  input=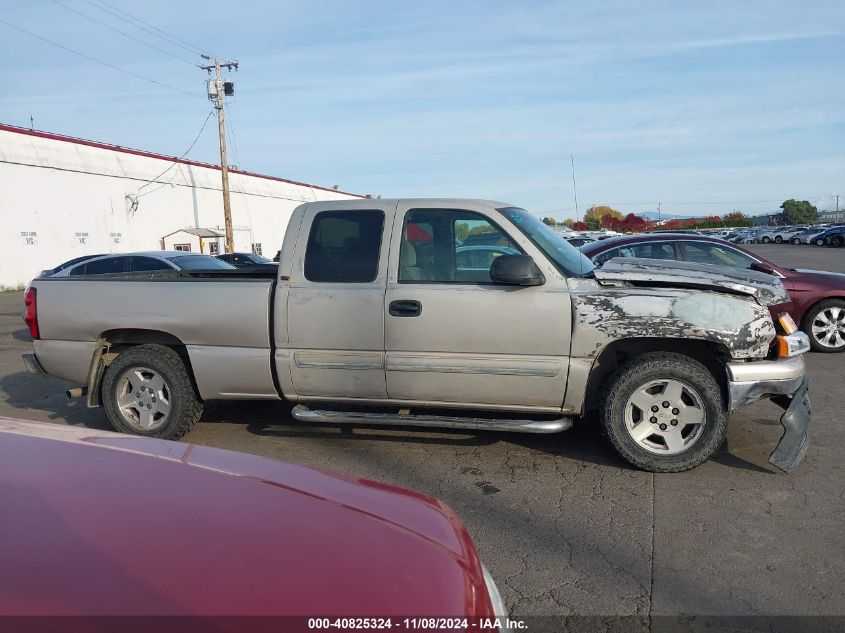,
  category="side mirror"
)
[490,255,545,286]
[750,262,776,275]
